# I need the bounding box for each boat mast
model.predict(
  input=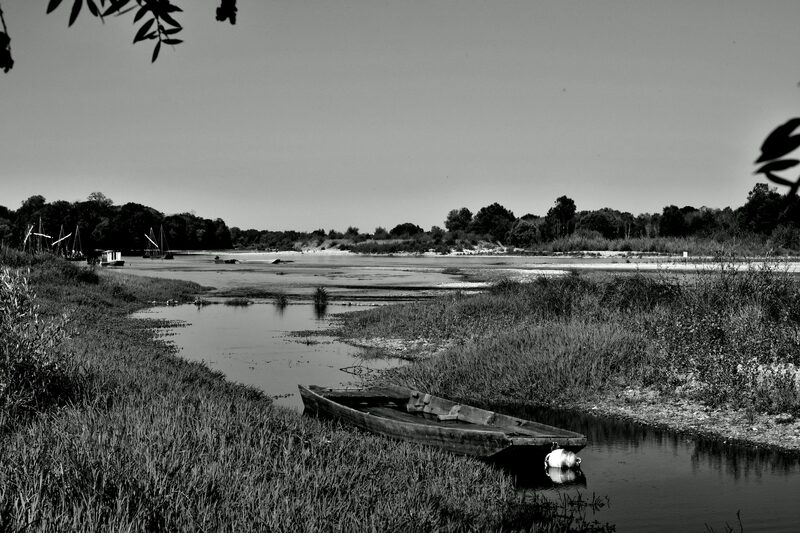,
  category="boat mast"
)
[72,224,82,256]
